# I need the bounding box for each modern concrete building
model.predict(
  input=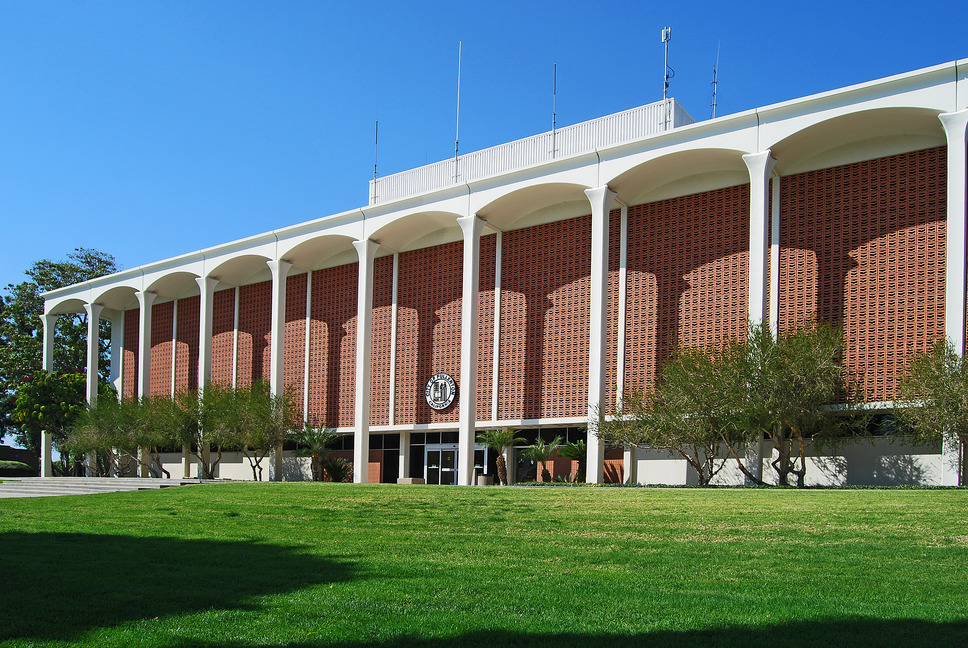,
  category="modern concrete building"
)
[42,59,968,486]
